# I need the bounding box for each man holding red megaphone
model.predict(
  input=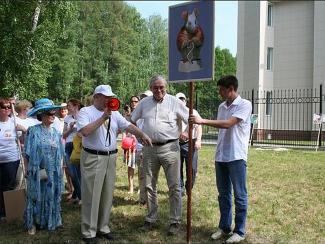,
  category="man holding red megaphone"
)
[106,97,120,111]
[77,84,152,243]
